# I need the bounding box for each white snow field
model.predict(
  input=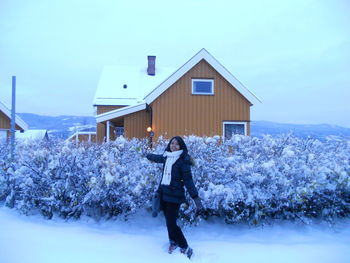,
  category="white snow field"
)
[0,207,349,263]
